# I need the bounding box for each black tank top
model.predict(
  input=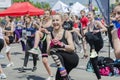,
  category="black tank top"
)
[88,24,102,39]
[51,30,68,48]
[46,26,53,32]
